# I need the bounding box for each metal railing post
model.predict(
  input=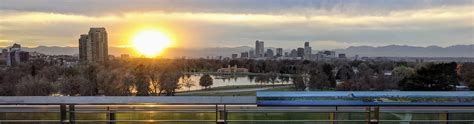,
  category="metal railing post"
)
[366,107,371,124]
[216,104,226,124]
[107,106,116,124]
[69,105,75,124]
[60,104,67,124]
[223,104,227,123]
[373,106,379,124]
